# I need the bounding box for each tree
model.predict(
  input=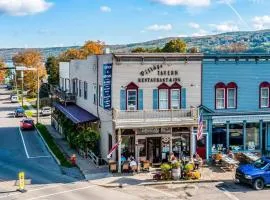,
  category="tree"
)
[75,127,100,153]
[45,56,59,86]
[12,50,47,97]
[162,39,187,53]
[0,59,7,84]
[217,42,248,53]
[58,48,84,62]
[188,47,200,53]
[81,40,104,56]
[59,40,105,62]
[131,47,147,53]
